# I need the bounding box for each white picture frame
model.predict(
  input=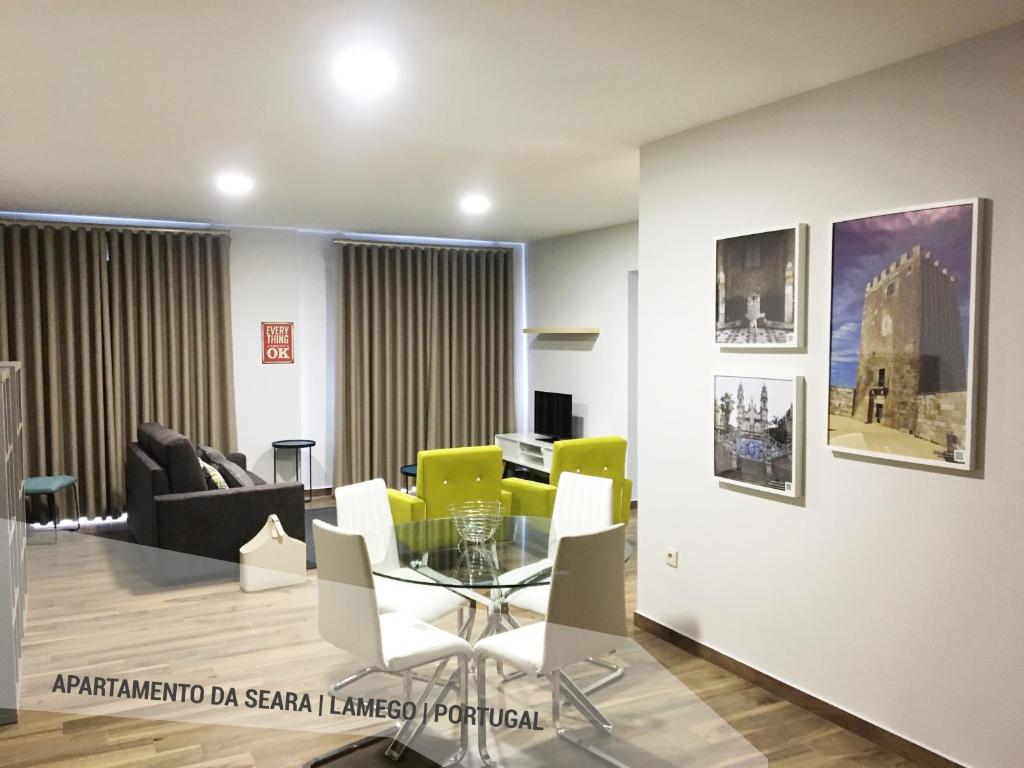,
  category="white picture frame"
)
[715,224,807,349]
[714,375,804,498]
[827,198,982,471]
